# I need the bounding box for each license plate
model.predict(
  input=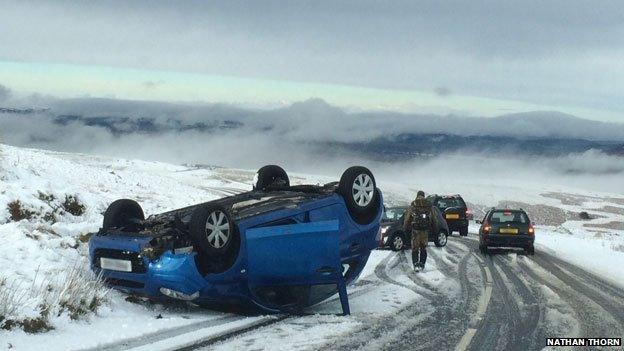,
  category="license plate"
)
[100,257,132,272]
[446,214,459,219]
[499,228,519,234]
